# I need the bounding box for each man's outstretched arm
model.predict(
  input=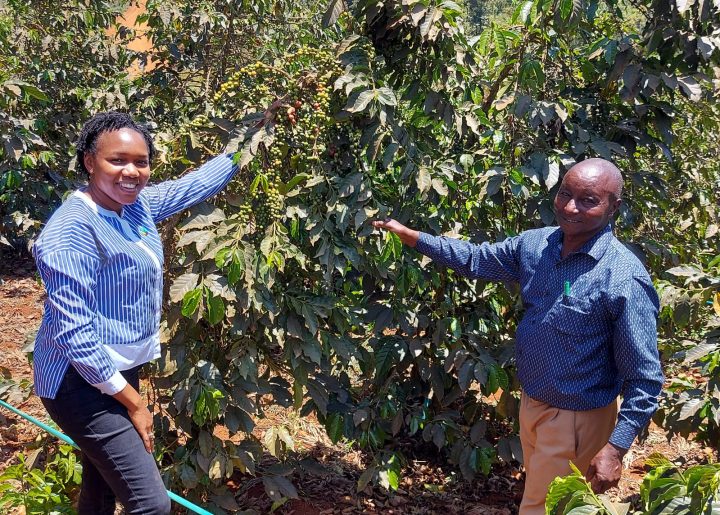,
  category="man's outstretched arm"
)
[372,218,522,282]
